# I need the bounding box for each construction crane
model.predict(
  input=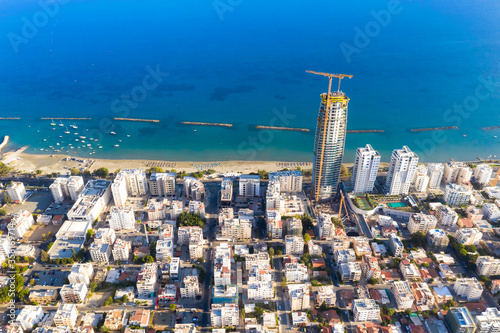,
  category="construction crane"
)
[338,190,350,221]
[490,167,500,186]
[307,71,353,202]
